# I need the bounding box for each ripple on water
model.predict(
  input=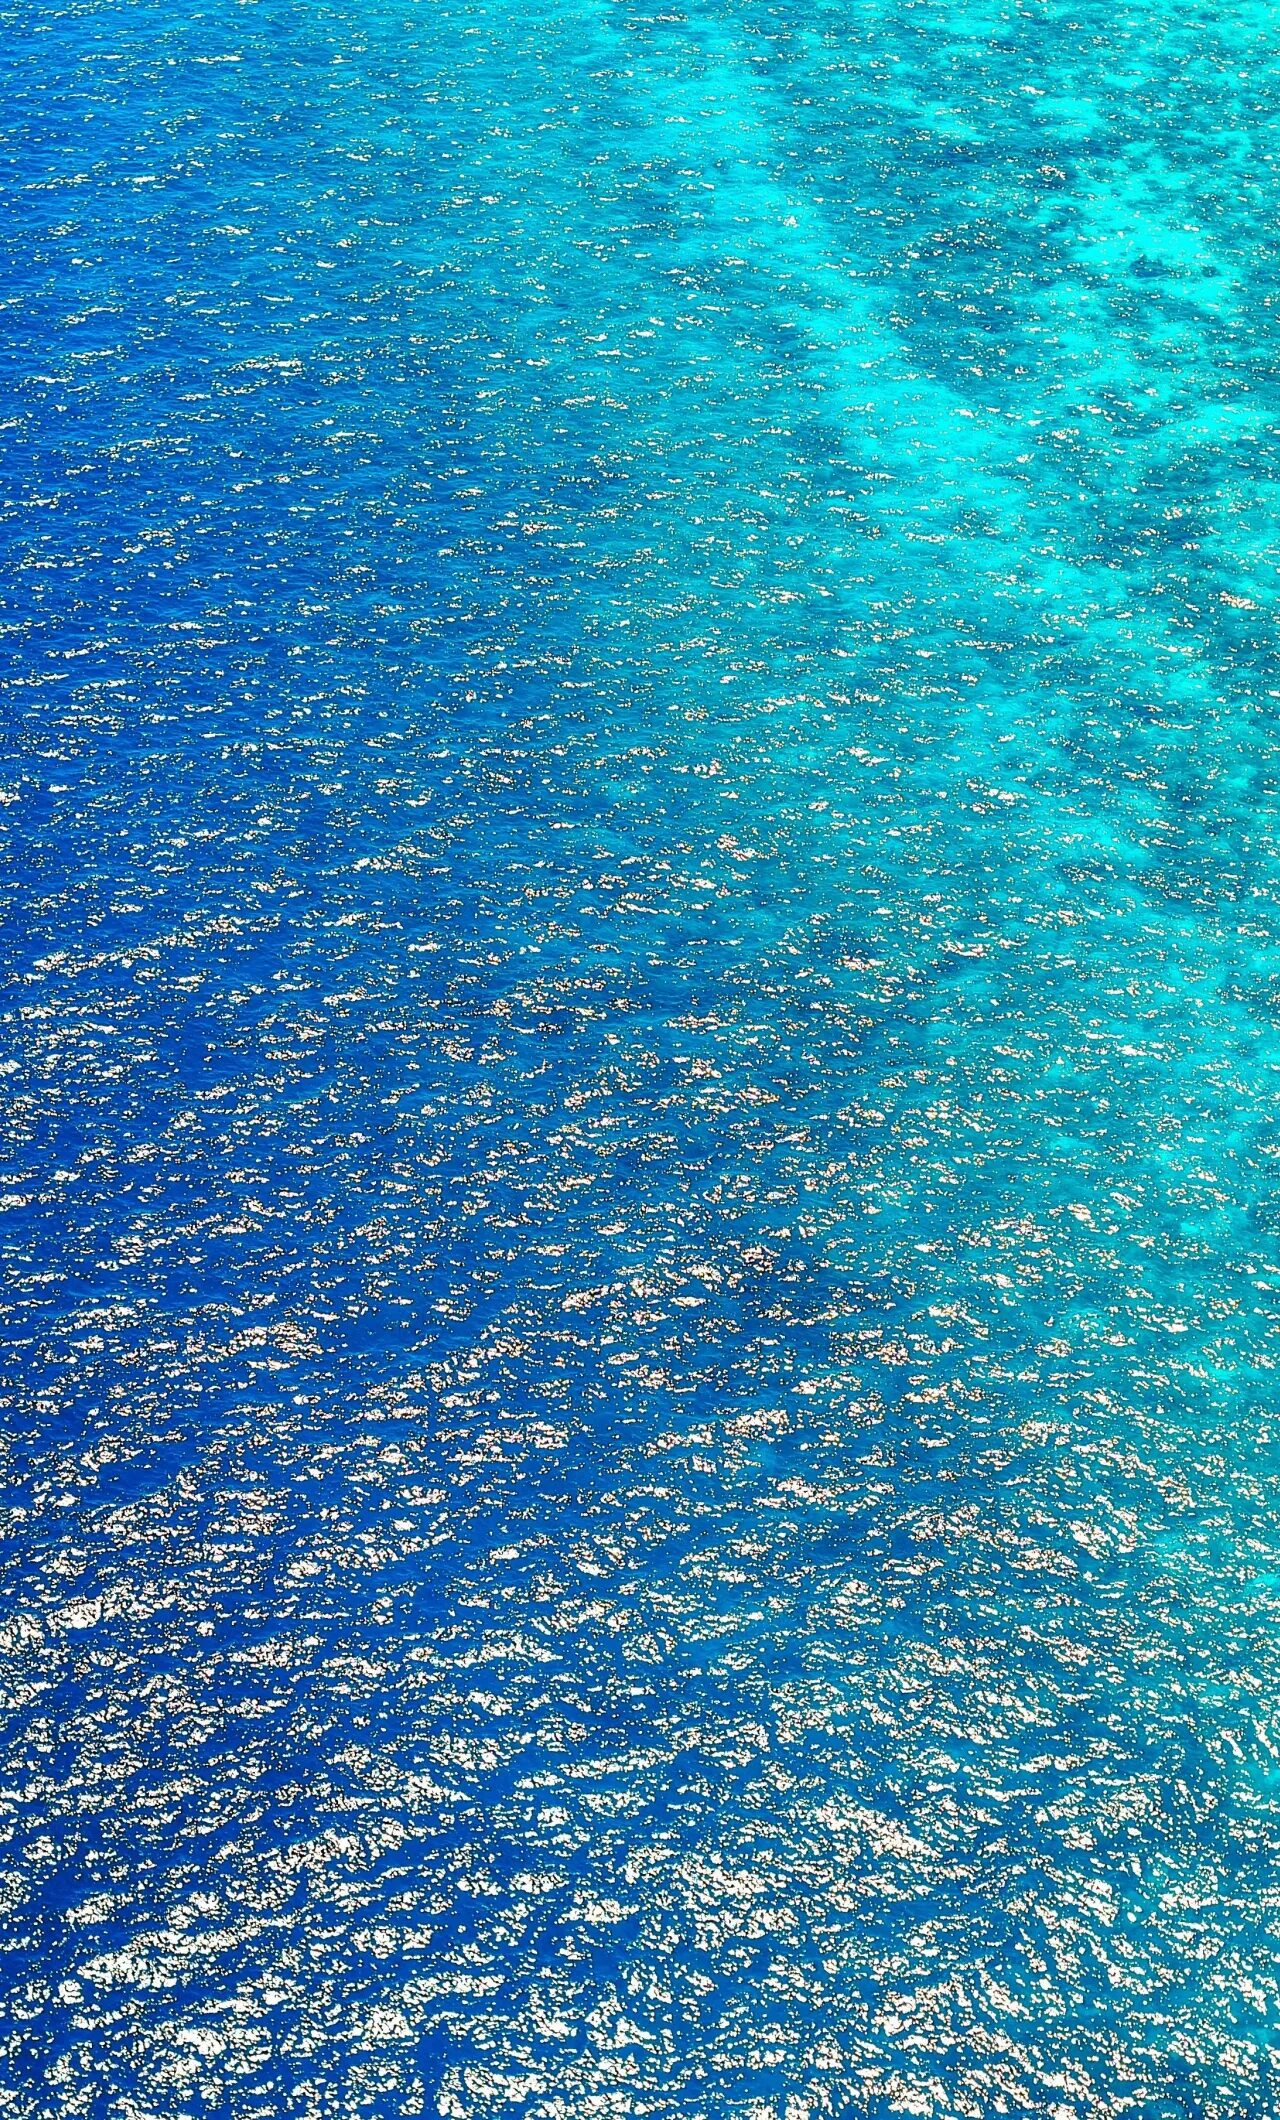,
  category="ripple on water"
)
[4,0,1280,2113]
